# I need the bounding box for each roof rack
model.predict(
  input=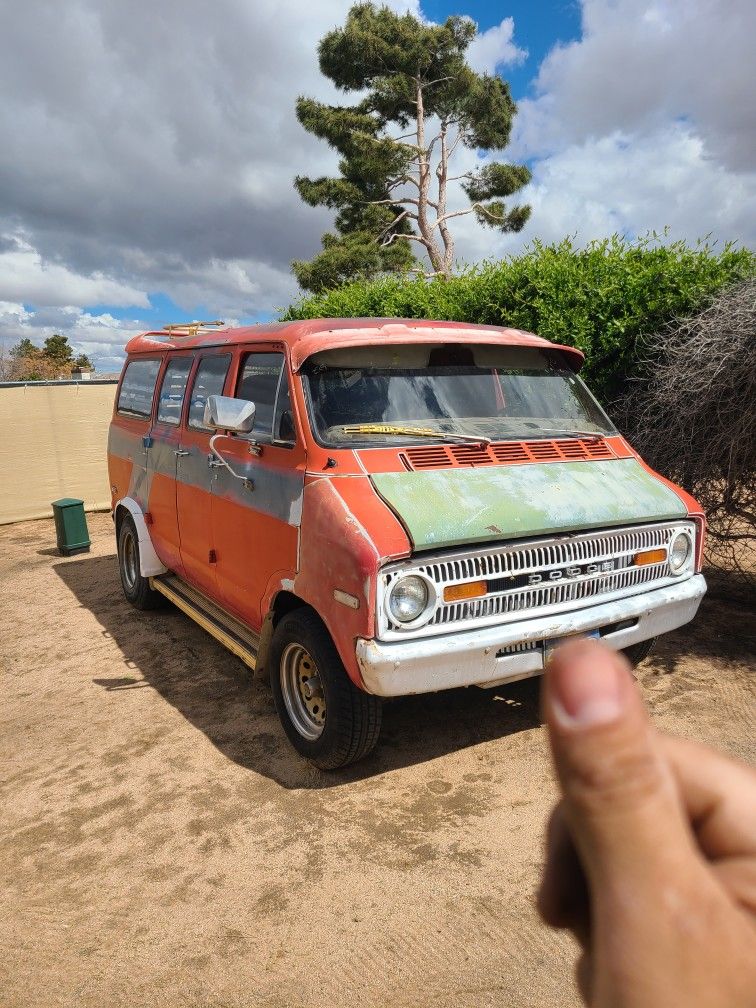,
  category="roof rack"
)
[162,320,225,337]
